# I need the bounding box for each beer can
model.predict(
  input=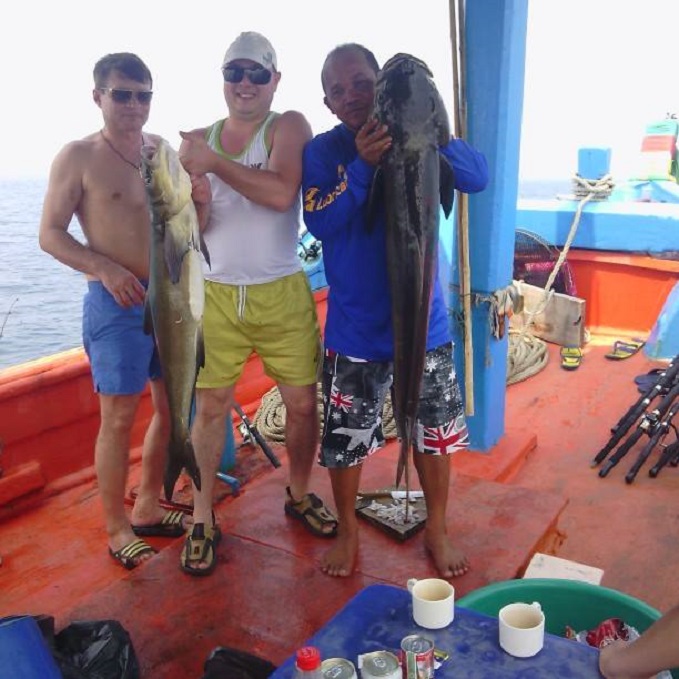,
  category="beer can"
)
[321,657,357,679]
[358,650,401,679]
[400,635,435,678]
